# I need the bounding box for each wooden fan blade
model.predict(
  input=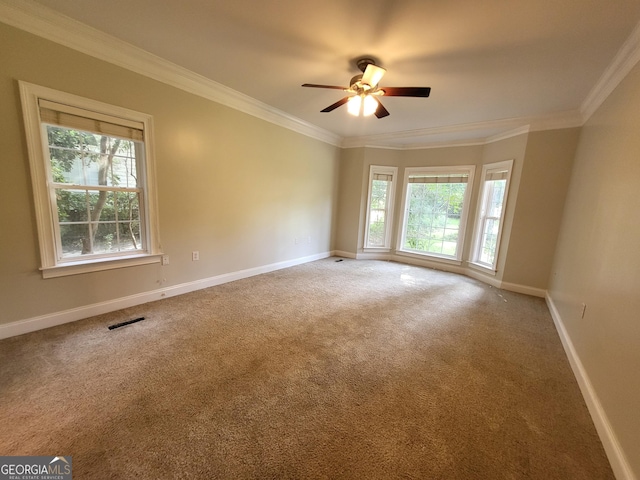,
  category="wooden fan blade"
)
[302,83,348,90]
[321,96,350,112]
[380,87,431,97]
[374,99,390,119]
[362,64,386,88]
